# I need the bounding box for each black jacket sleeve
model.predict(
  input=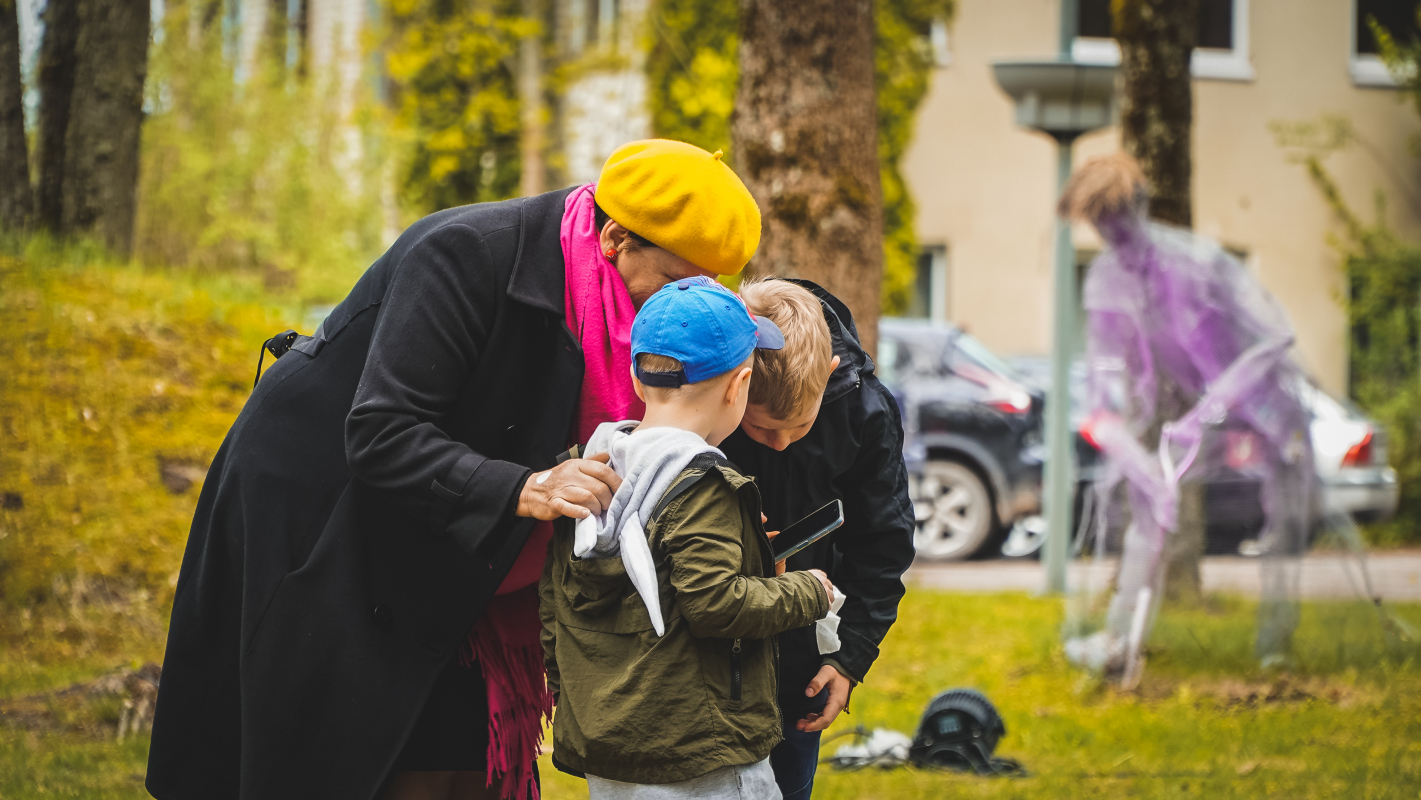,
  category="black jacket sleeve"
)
[827,380,915,681]
[345,222,532,555]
